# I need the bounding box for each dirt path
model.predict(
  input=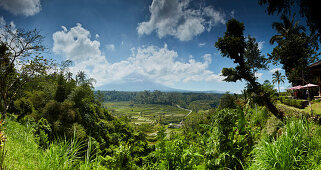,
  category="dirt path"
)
[176,105,192,124]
